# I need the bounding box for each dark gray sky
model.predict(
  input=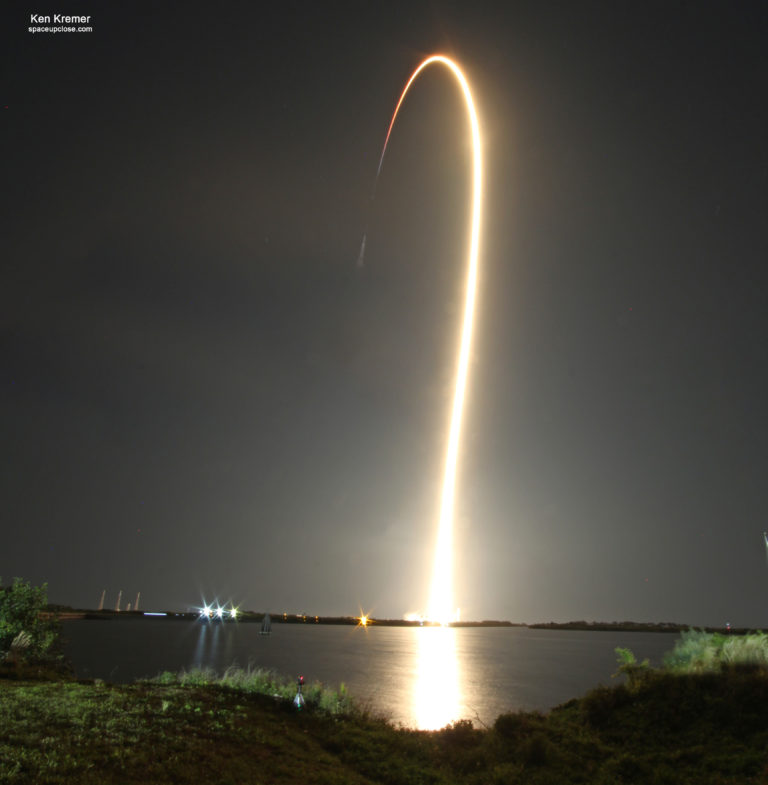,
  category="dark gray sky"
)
[3,1,767,625]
